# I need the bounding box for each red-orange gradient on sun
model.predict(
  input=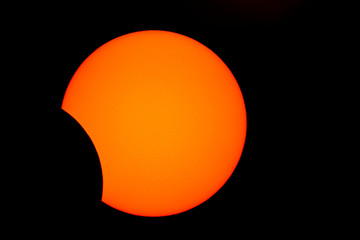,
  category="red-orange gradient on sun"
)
[62,30,246,217]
